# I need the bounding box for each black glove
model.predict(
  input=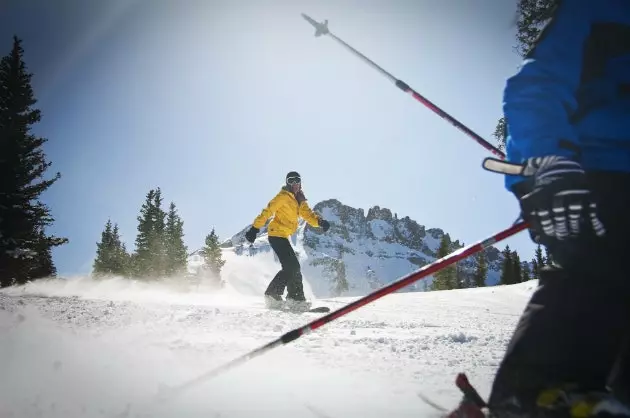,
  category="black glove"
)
[245,226,259,243]
[516,156,605,242]
[319,219,330,232]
